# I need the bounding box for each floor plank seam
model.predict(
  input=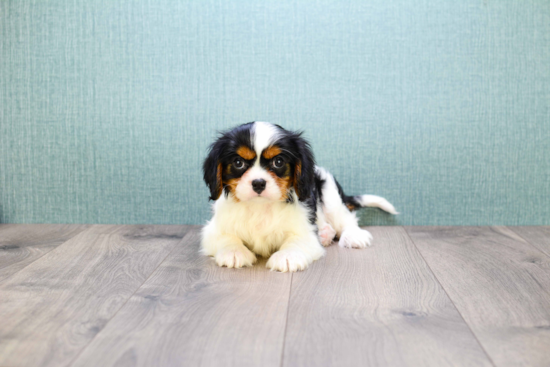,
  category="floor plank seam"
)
[402,227,498,367]
[65,227,194,367]
[506,226,550,260]
[279,272,294,367]
[0,225,95,287]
